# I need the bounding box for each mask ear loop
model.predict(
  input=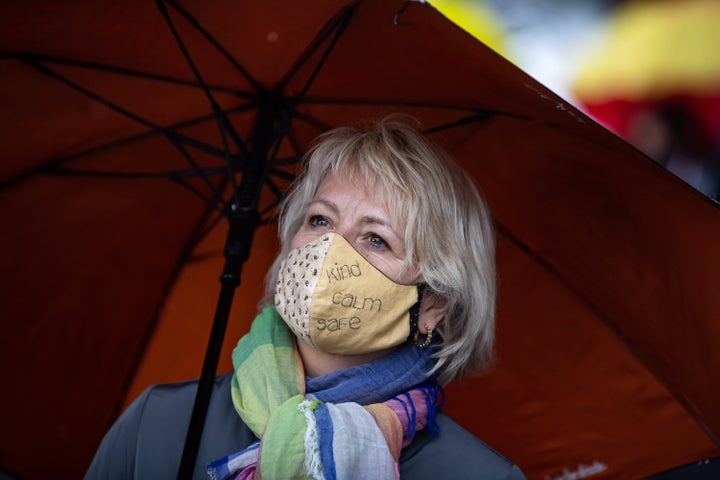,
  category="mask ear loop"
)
[408,283,427,343]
